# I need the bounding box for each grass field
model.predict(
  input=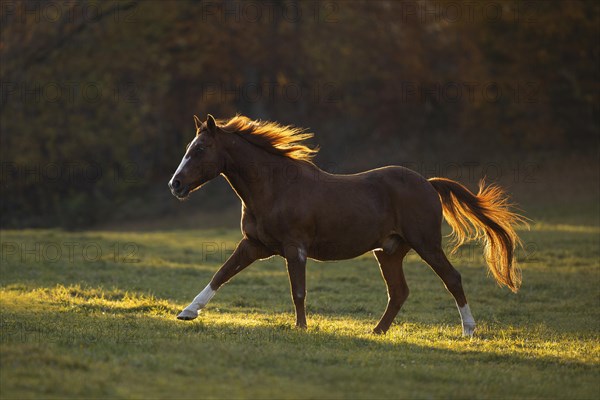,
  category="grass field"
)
[0,224,598,399]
